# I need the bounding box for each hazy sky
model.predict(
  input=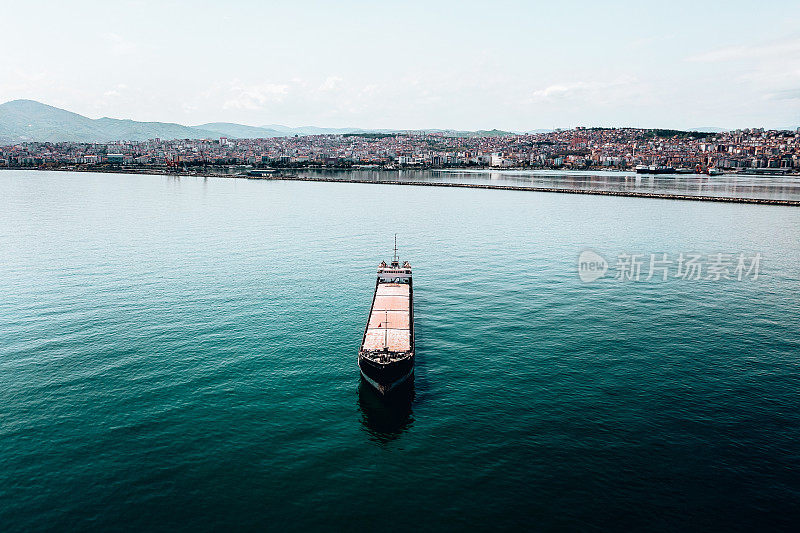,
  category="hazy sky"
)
[2,0,799,130]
